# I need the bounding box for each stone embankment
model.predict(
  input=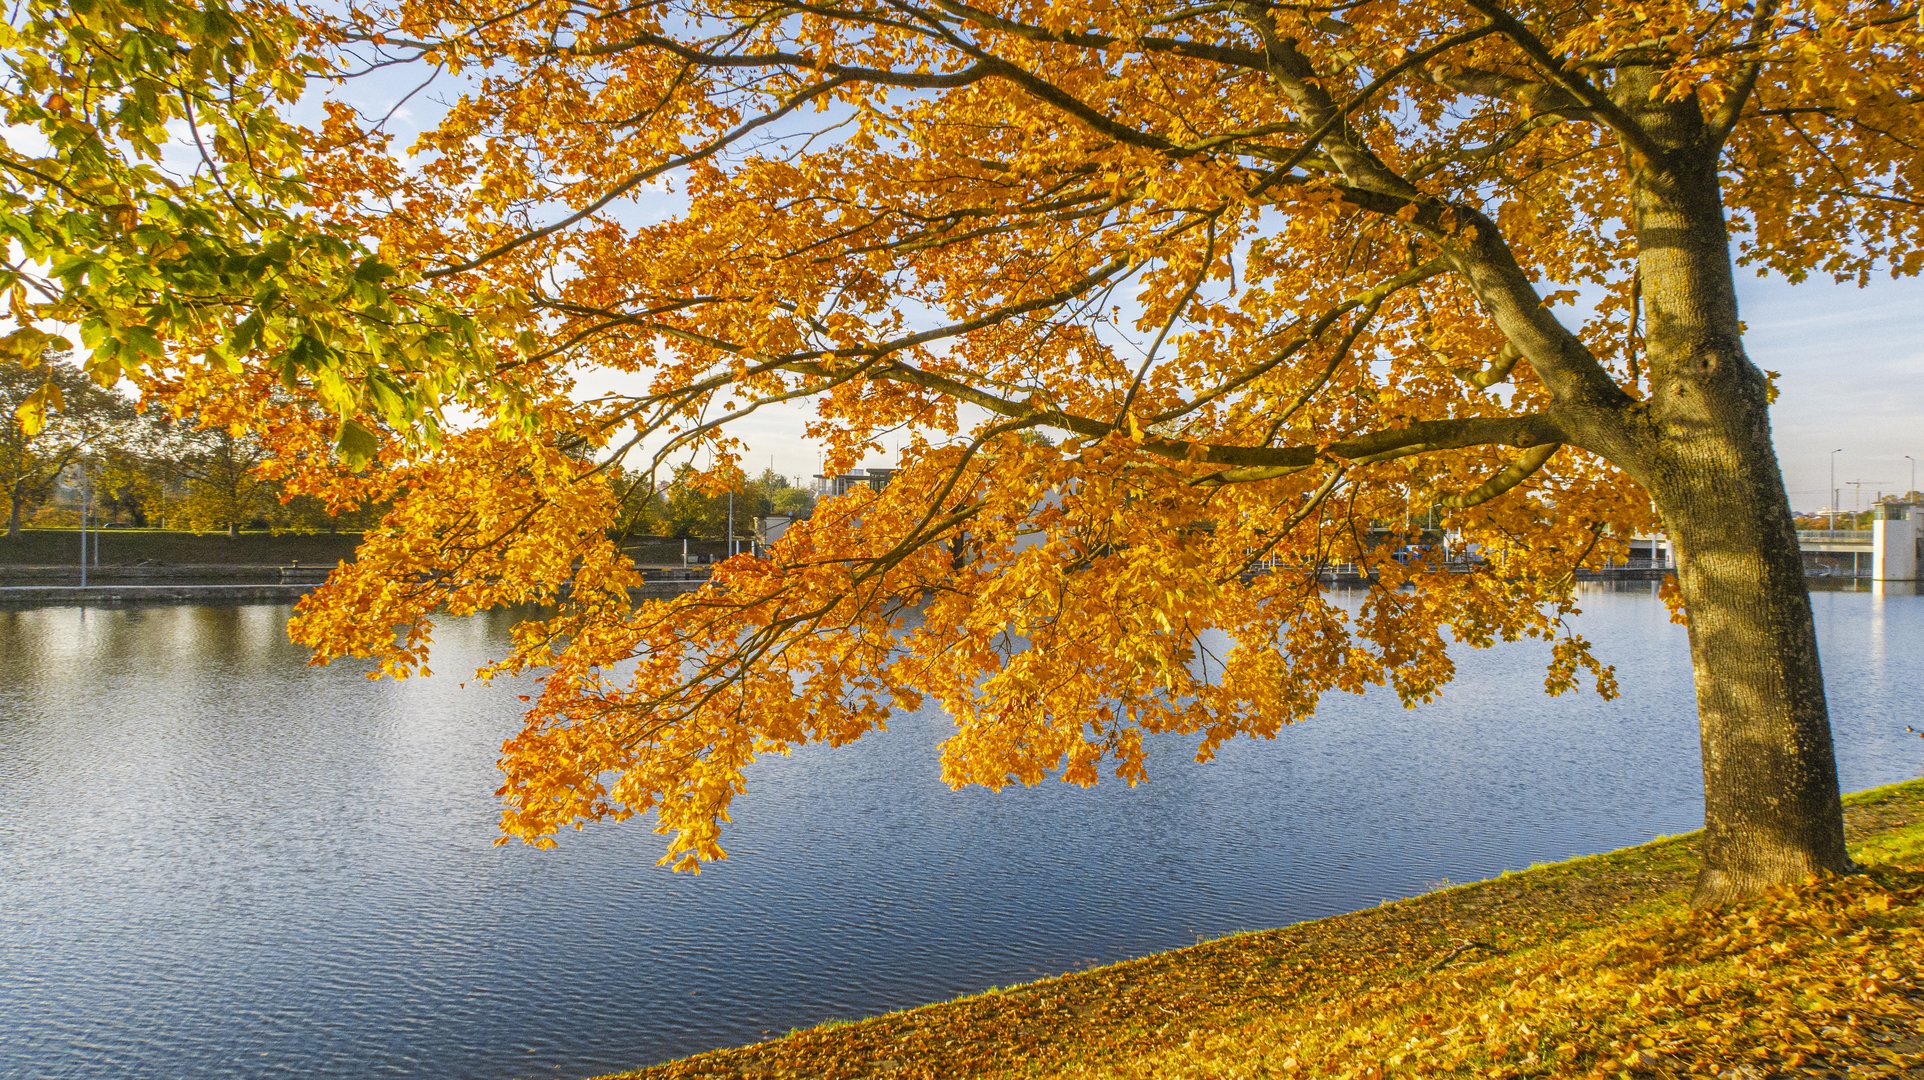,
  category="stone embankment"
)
[0,565,712,607]
[0,582,320,605]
